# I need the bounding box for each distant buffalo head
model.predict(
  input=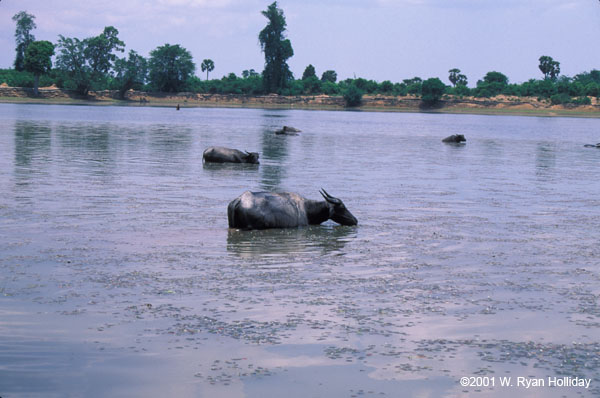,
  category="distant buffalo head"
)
[244,151,260,164]
[442,134,466,143]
